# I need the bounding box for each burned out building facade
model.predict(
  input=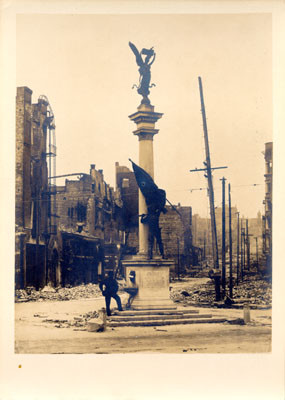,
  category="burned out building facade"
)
[115,162,139,250]
[15,87,52,289]
[159,205,196,273]
[15,86,124,289]
[57,165,123,241]
[55,165,125,285]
